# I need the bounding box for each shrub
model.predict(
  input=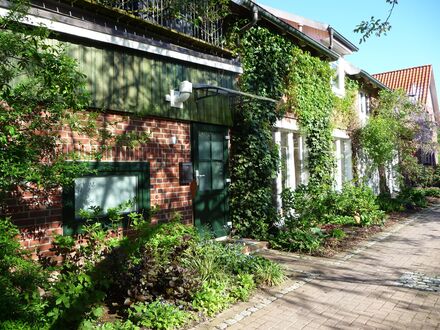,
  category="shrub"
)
[421,187,440,198]
[398,188,427,209]
[333,183,385,226]
[108,223,201,306]
[377,193,406,213]
[328,228,346,239]
[250,257,285,286]
[270,227,324,253]
[0,218,48,326]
